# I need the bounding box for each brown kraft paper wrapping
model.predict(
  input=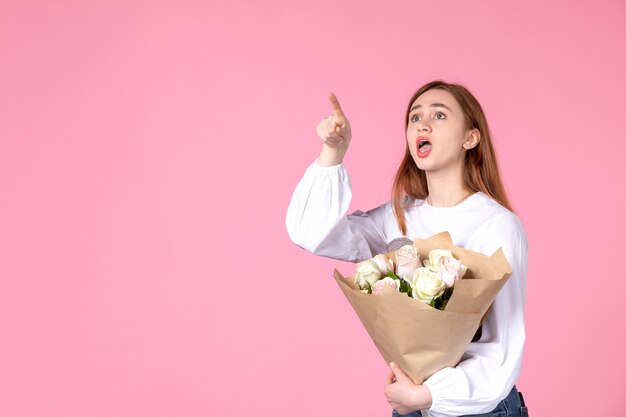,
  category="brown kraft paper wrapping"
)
[333,231,512,384]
